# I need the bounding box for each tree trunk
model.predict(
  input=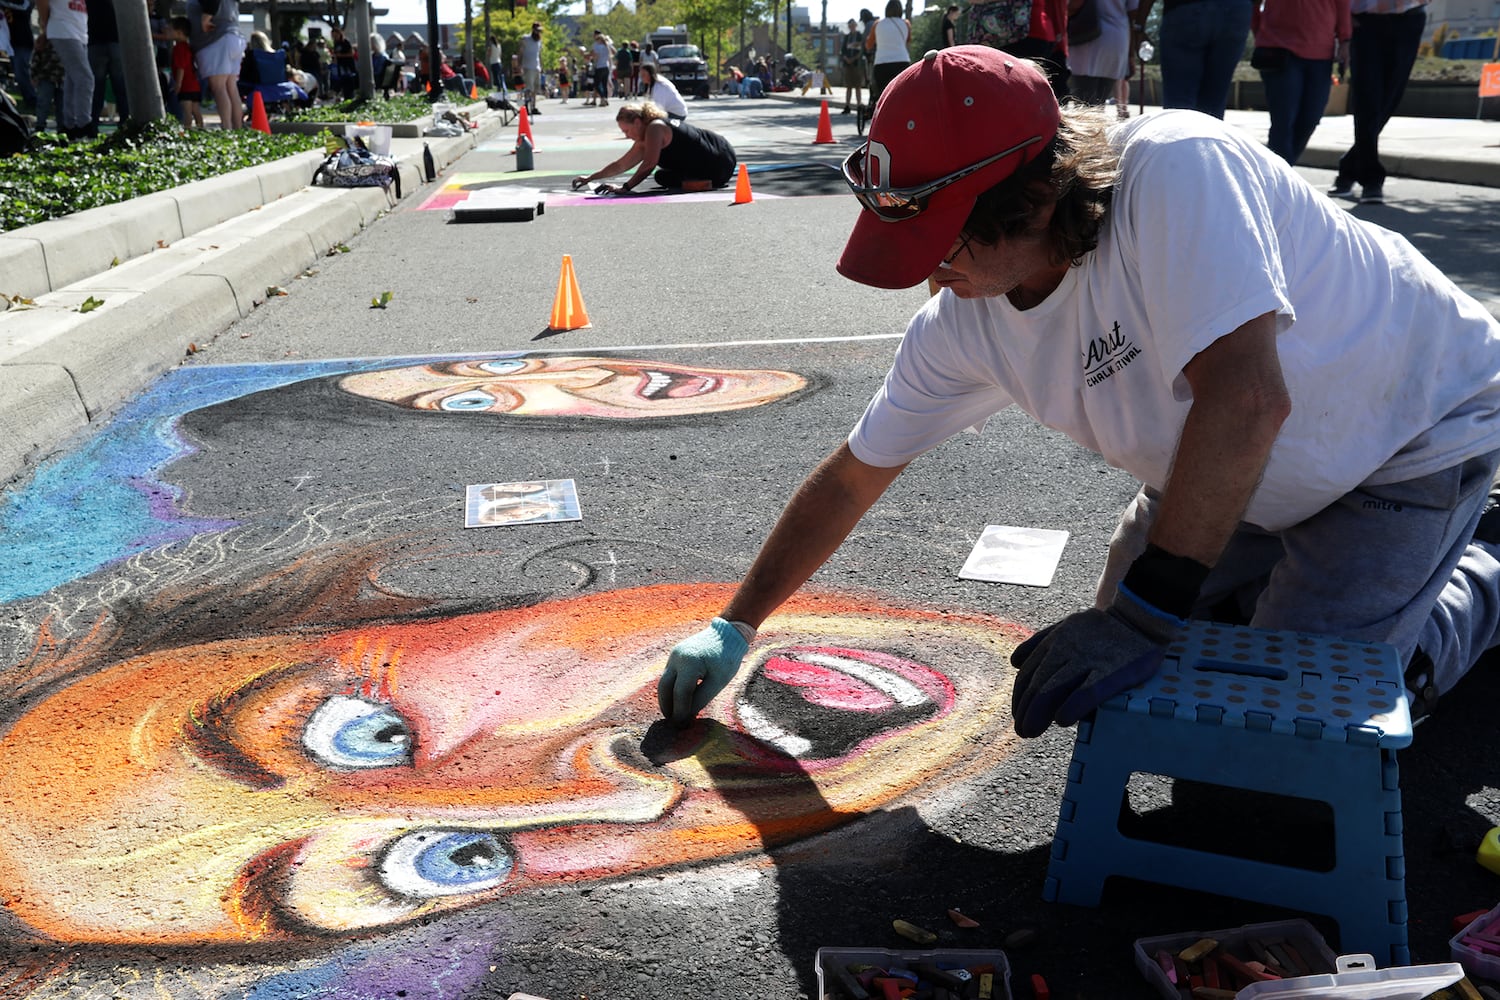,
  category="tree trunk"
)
[463,0,473,93]
[116,0,166,124]
[351,0,374,99]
